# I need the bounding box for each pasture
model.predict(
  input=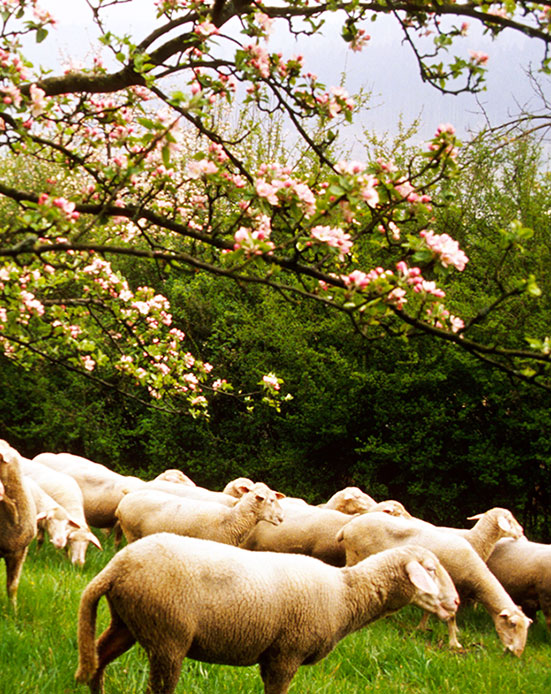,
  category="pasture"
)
[1,532,551,694]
